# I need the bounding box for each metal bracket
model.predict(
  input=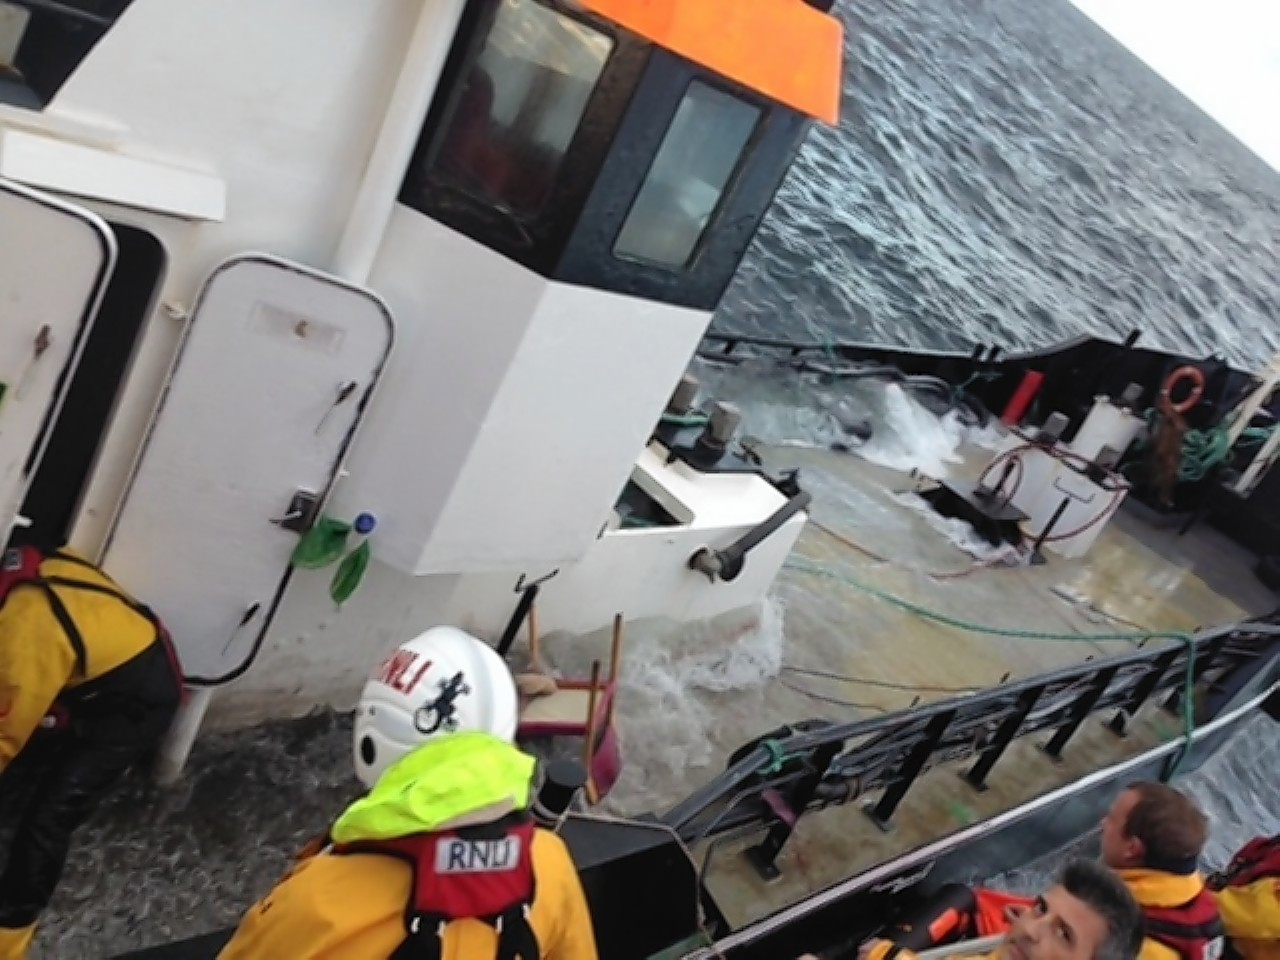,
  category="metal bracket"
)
[271,489,320,534]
